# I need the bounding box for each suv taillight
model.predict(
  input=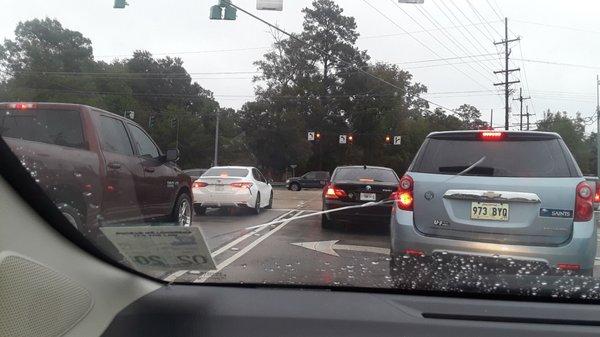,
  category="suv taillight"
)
[594,181,600,208]
[575,181,593,222]
[396,175,414,211]
[324,183,347,199]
